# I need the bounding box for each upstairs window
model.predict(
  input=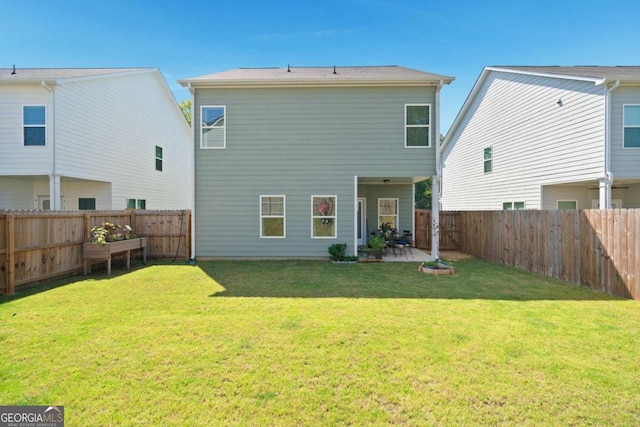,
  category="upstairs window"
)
[624,105,640,148]
[405,104,430,147]
[484,147,493,173]
[23,106,46,146]
[201,106,226,149]
[155,146,163,171]
[260,196,285,238]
